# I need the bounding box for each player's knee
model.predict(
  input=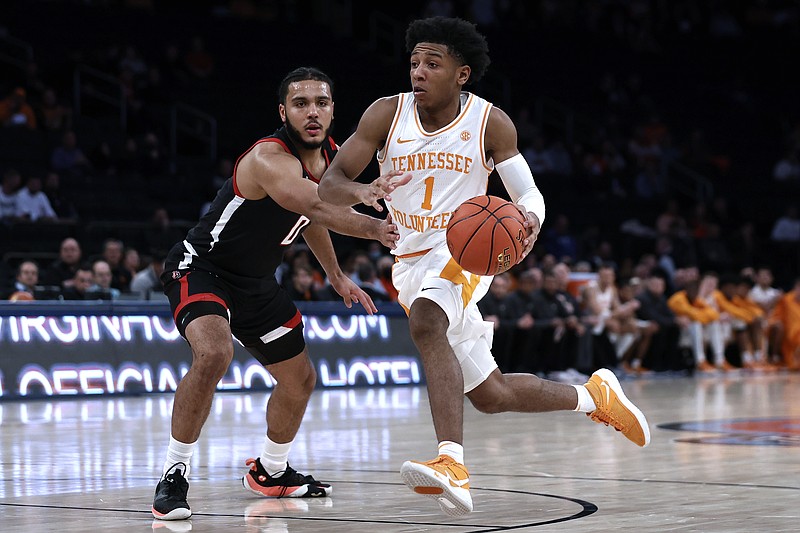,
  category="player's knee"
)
[192,347,233,382]
[469,394,504,414]
[301,362,317,395]
[408,301,447,341]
